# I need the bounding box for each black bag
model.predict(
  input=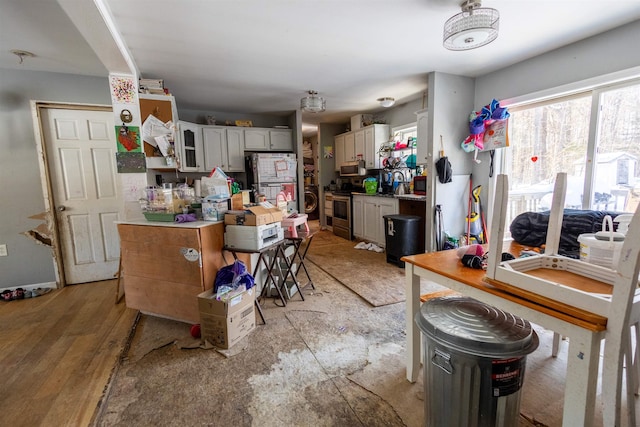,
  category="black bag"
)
[435,156,452,183]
